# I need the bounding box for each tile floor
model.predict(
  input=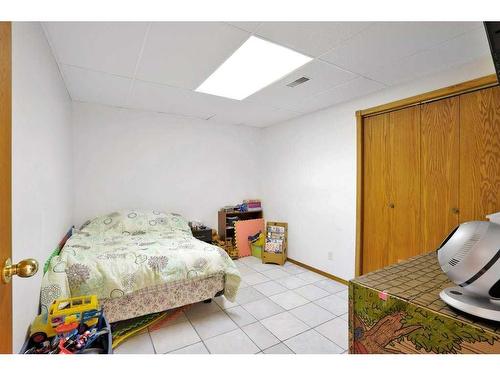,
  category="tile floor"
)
[113,256,349,354]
